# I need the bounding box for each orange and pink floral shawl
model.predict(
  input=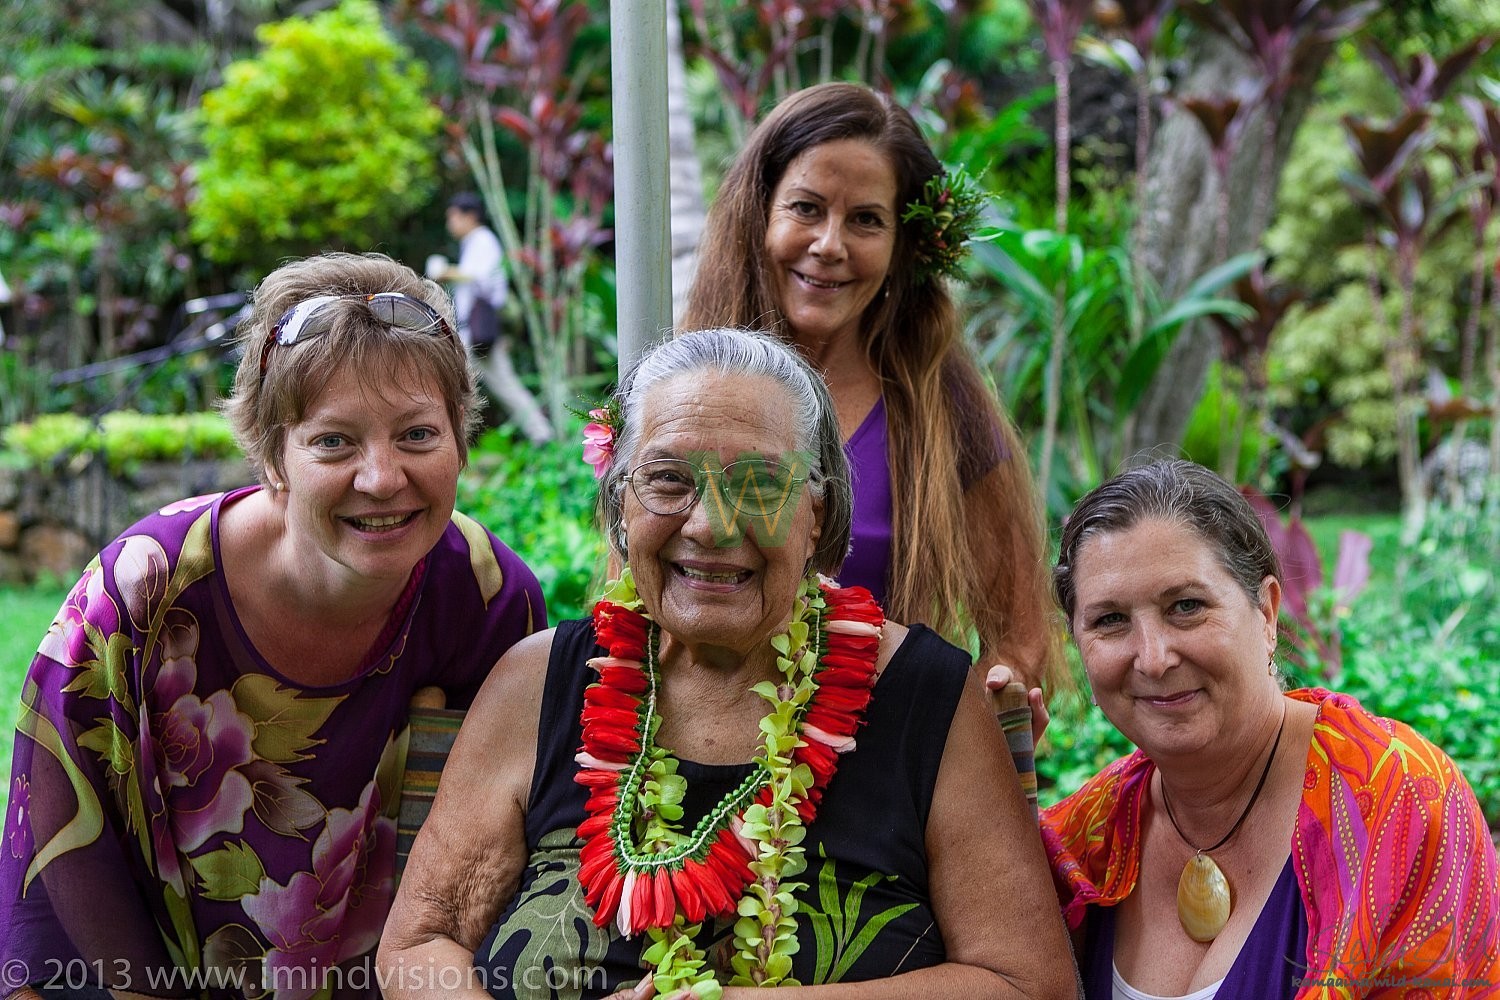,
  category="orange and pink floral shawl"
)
[1042,688,1500,998]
